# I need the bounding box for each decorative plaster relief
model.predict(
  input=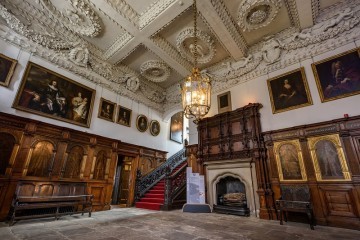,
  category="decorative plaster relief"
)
[40,0,102,37]
[126,75,140,92]
[69,46,89,67]
[0,3,74,50]
[210,0,248,55]
[237,0,282,31]
[140,60,171,83]
[176,28,216,64]
[179,1,360,99]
